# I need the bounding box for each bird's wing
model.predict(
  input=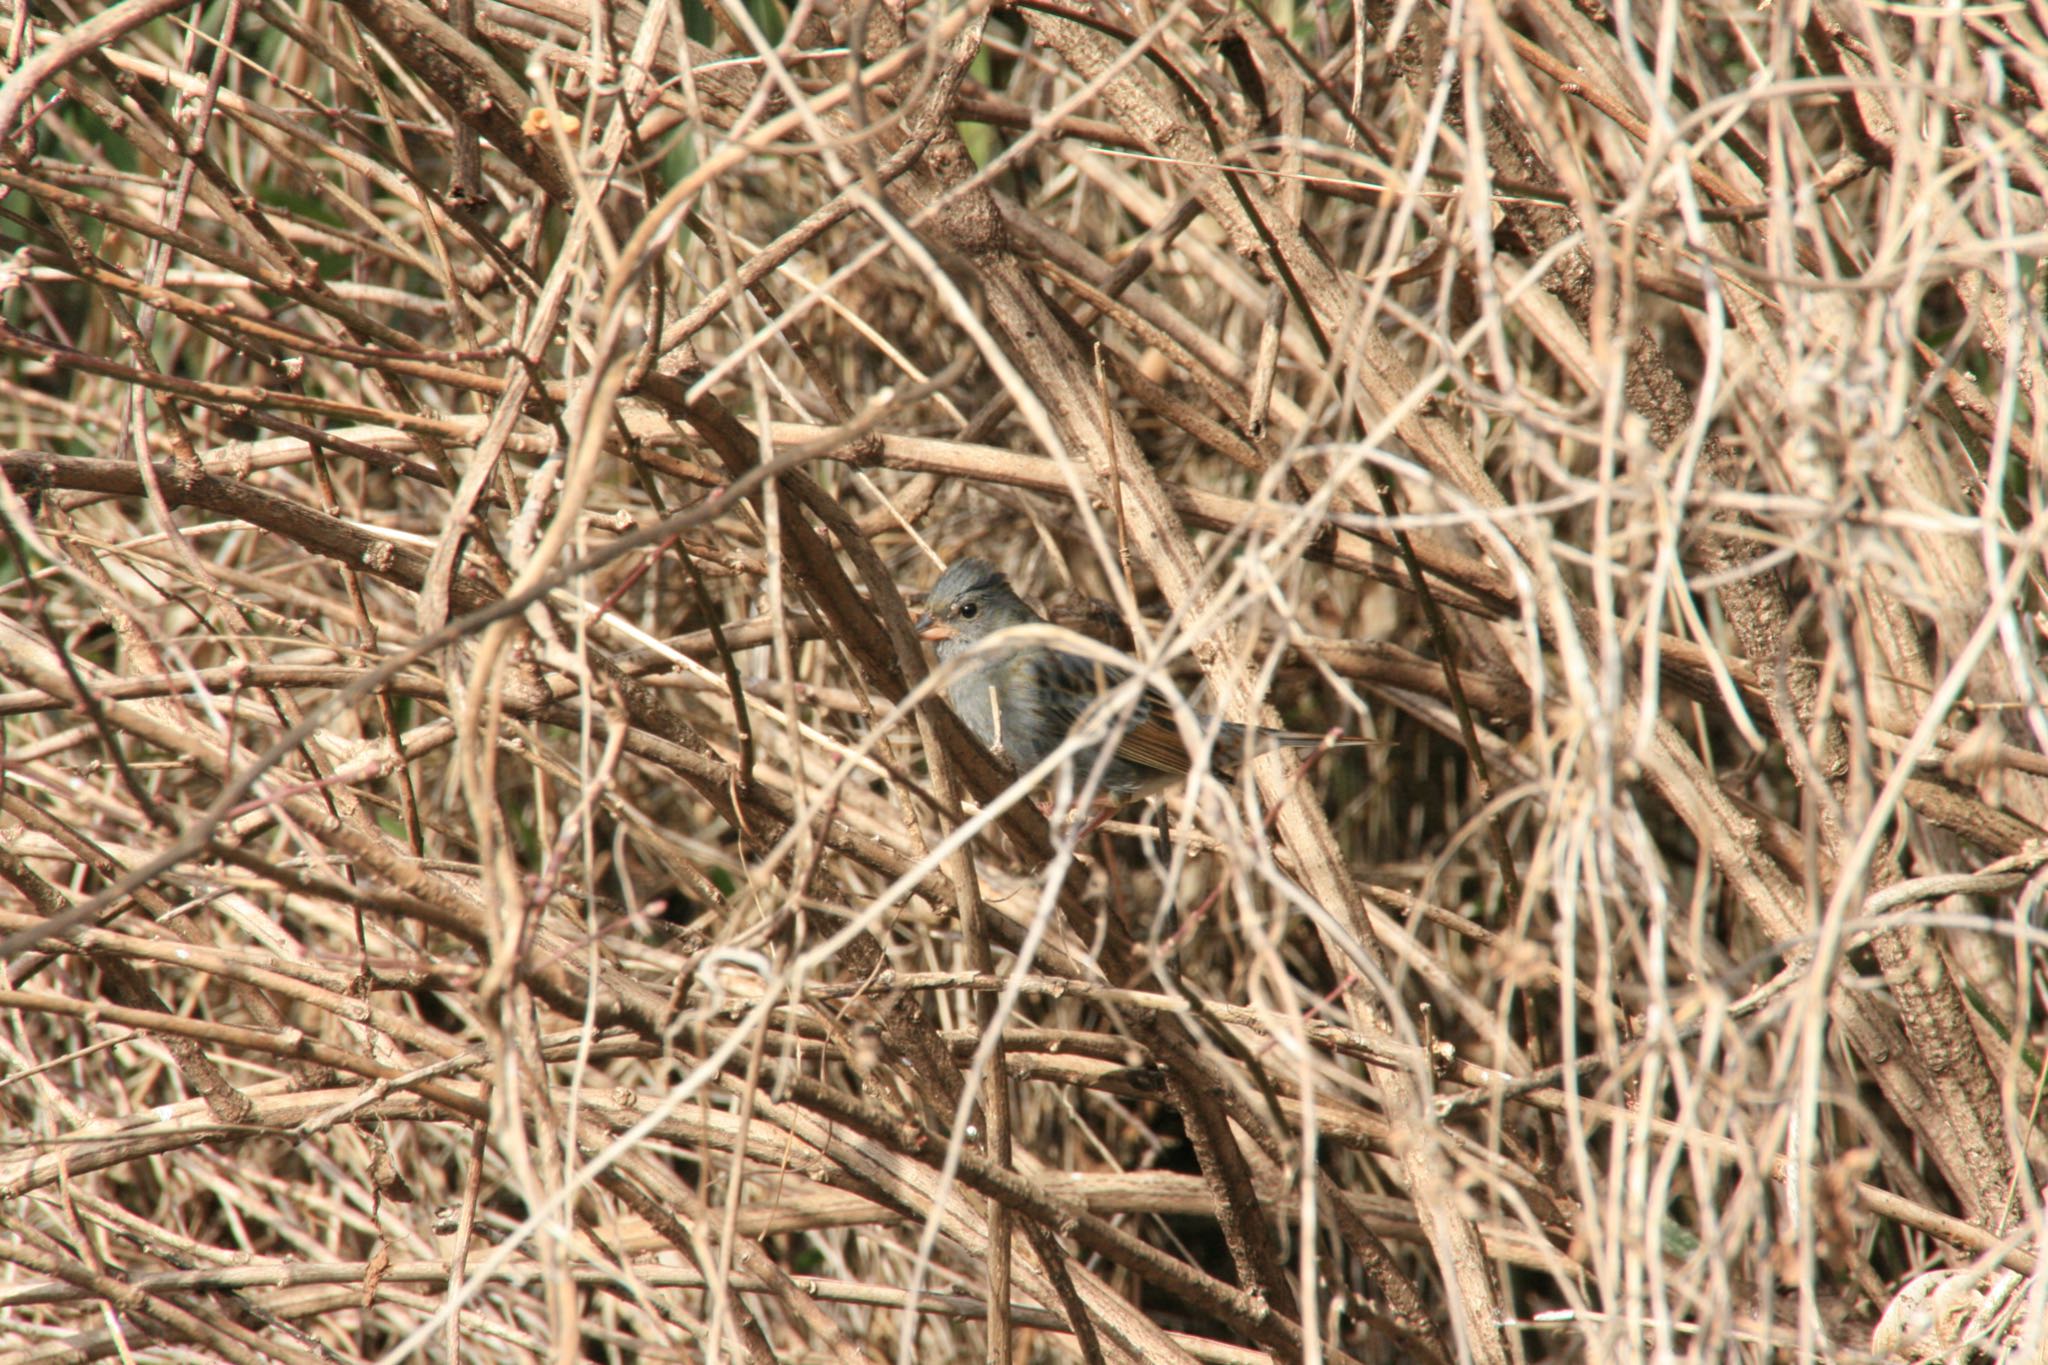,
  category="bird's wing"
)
[1030,650,1200,778]
[1110,698,1202,777]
